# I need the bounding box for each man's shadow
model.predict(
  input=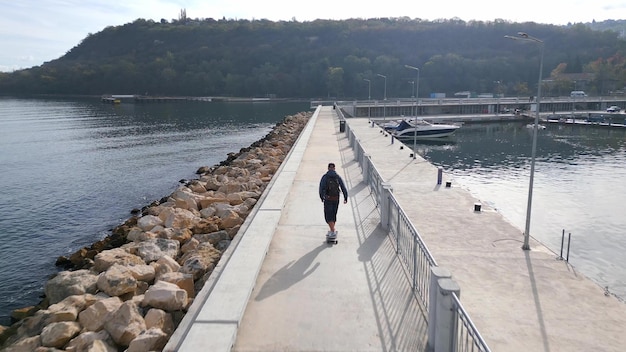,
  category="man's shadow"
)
[254,243,327,301]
